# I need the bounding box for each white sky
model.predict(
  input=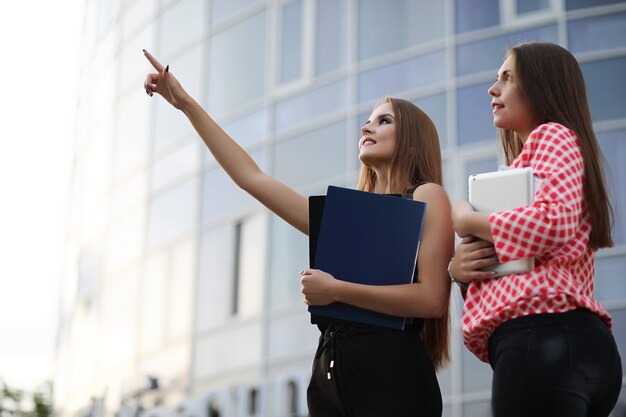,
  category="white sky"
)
[0,1,82,391]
